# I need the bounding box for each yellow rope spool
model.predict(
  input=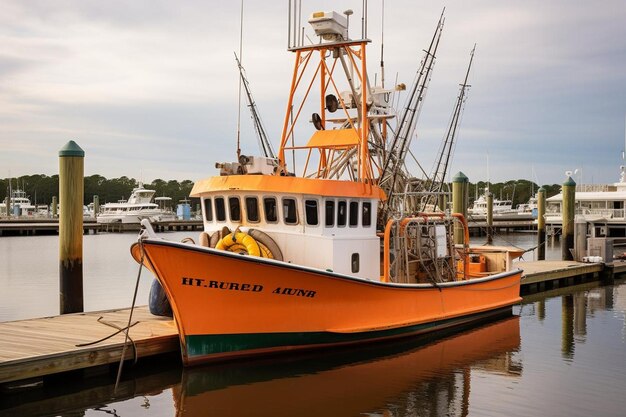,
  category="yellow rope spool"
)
[215,232,261,257]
